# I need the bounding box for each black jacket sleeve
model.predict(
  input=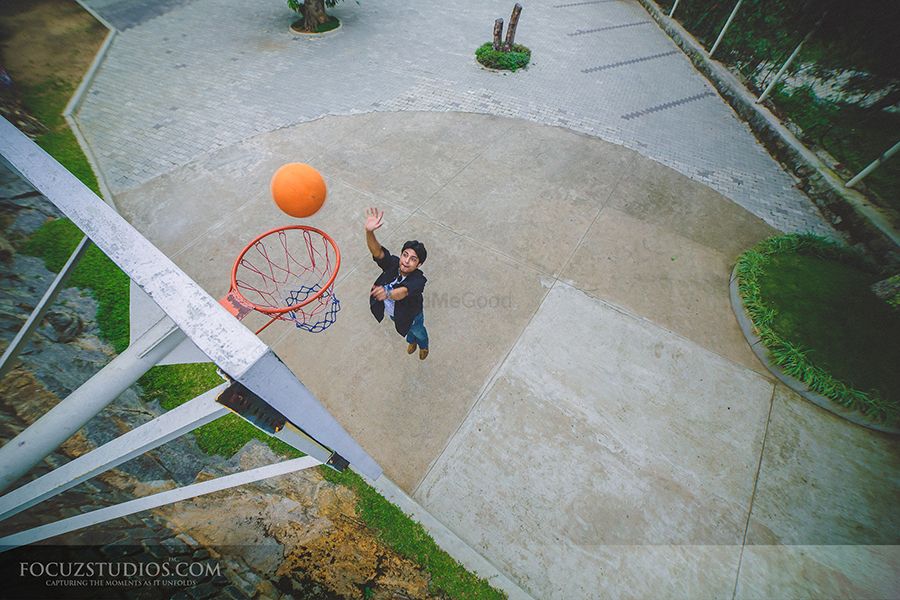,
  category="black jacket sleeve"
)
[398,271,427,296]
[373,246,398,273]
